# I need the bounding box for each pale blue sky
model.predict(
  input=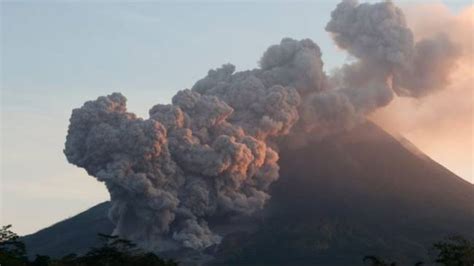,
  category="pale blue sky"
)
[1,0,472,235]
